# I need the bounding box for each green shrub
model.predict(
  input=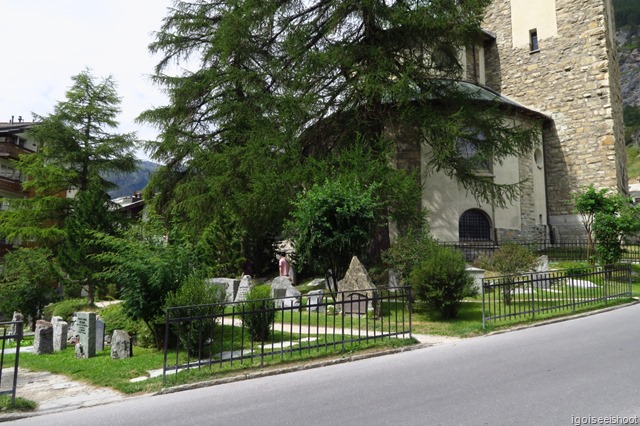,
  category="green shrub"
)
[476,243,540,275]
[165,275,225,356]
[408,245,475,319]
[477,243,540,305]
[241,285,276,342]
[43,298,92,322]
[382,225,437,285]
[98,303,154,347]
